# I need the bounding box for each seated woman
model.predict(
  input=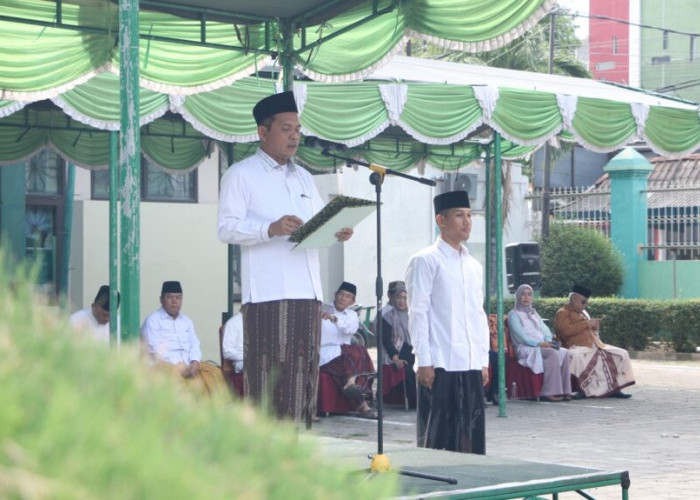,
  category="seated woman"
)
[507,284,573,402]
[379,281,416,409]
[319,282,376,418]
